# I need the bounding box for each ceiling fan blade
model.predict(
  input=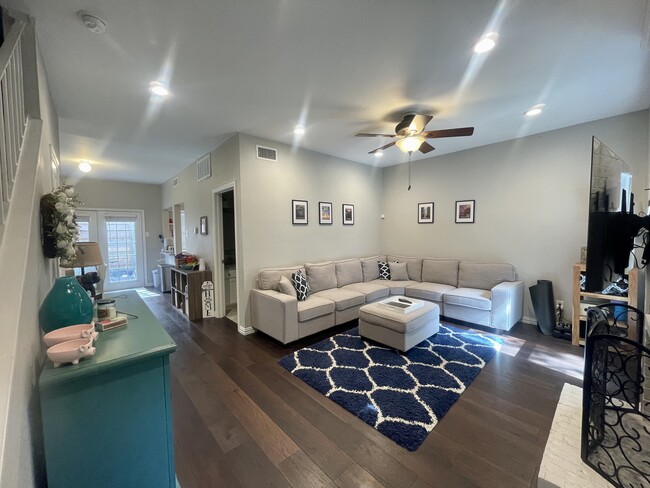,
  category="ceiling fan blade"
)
[369,141,397,154]
[423,127,474,138]
[419,141,435,154]
[355,133,397,138]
